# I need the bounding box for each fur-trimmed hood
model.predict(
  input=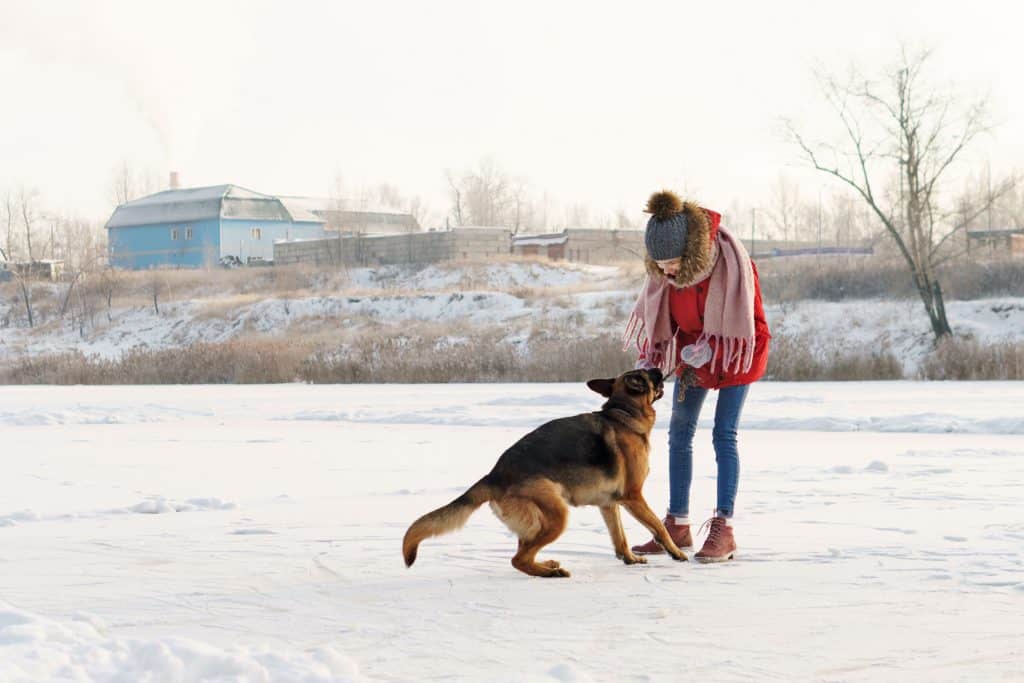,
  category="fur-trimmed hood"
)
[644,199,722,287]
